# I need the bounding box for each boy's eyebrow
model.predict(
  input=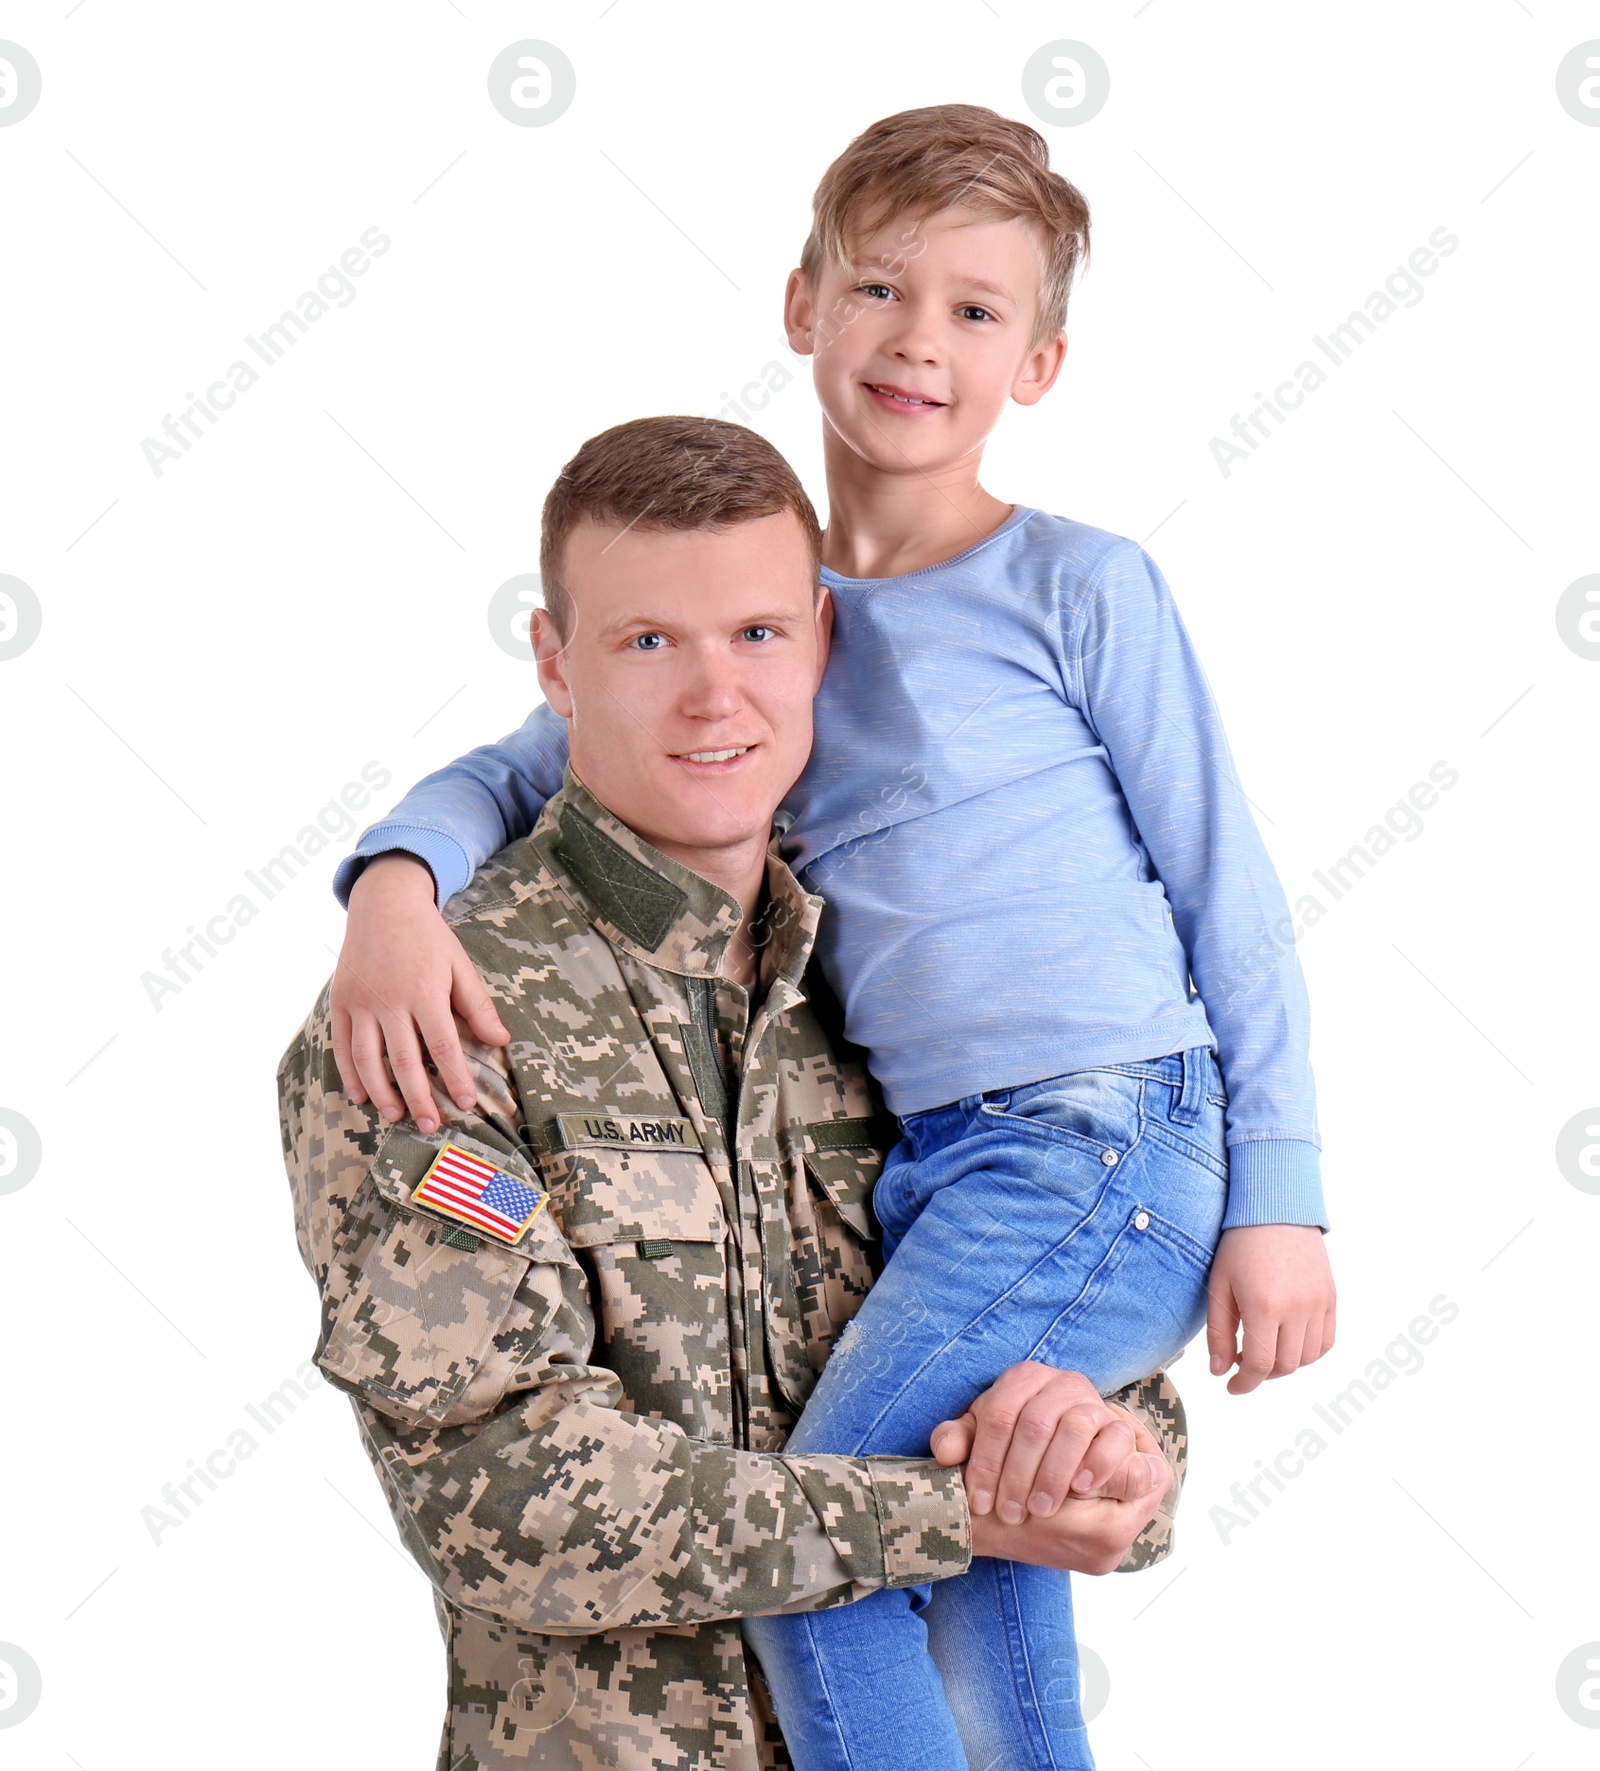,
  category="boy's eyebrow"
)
[855,257,1018,304]
[958,277,1018,302]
